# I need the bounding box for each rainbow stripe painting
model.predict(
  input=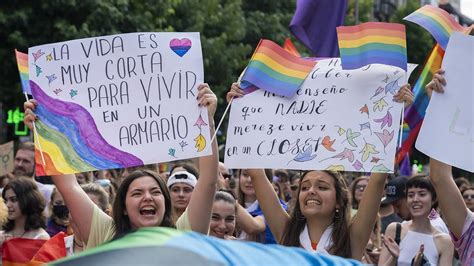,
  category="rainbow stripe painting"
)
[15,49,31,94]
[241,39,316,98]
[337,22,407,71]
[30,81,143,176]
[404,5,465,50]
